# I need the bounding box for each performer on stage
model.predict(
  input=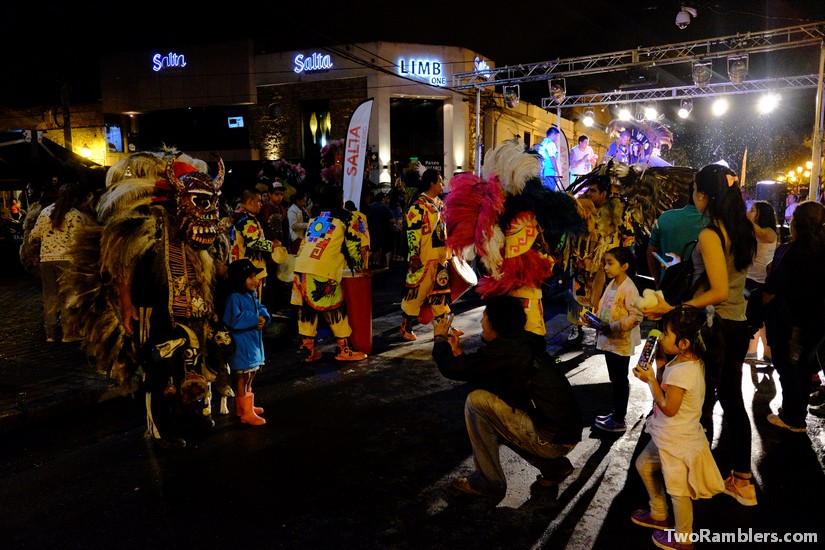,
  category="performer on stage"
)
[537,127,562,191]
